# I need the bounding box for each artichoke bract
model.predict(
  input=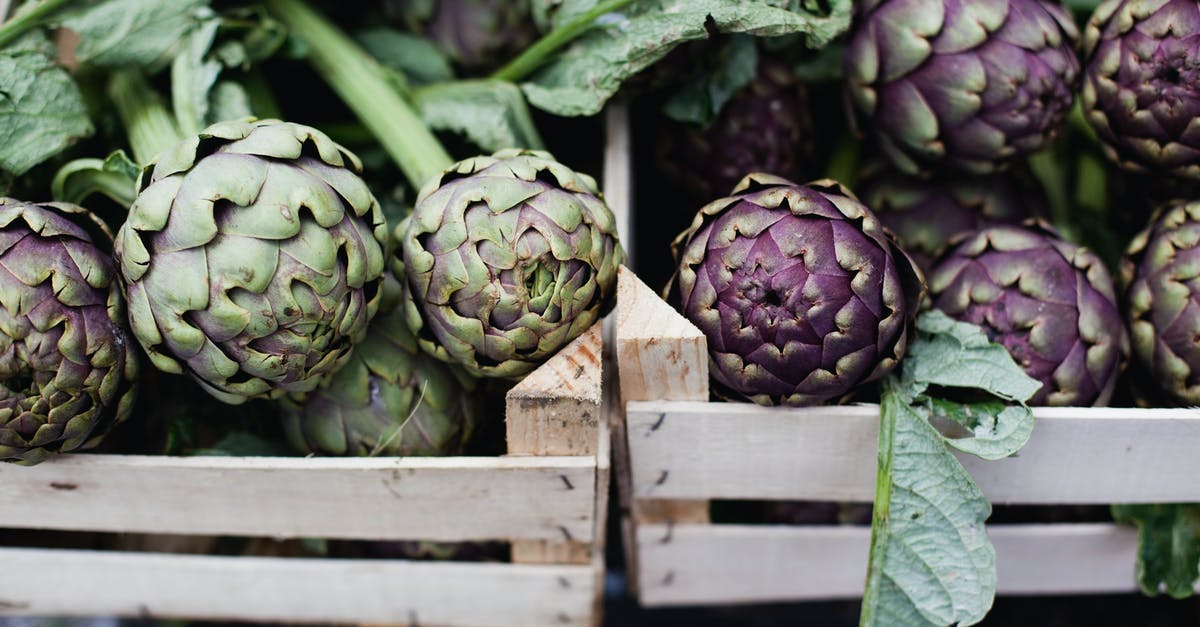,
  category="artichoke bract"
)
[845,0,1080,174]
[672,175,923,407]
[929,224,1127,406]
[1082,0,1200,178]
[282,276,480,457]
[114,119,388,404]
[1123,201,1200,404]
[398,148,622,379]
[0,199,138,465]
[858,165,1045,274]
[657,58,817,206]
